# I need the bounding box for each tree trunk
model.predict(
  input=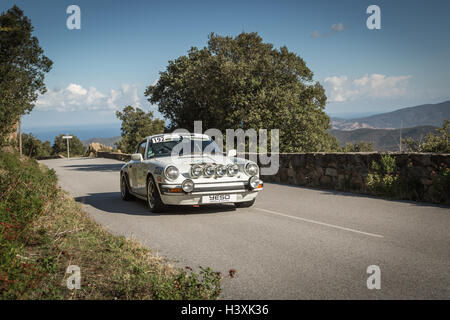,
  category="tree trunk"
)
[18,118,22,156]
